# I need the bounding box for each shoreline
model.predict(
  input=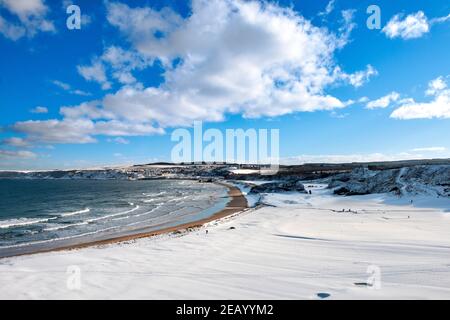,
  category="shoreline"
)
[5,181,248,259]
[1,185,449,298]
